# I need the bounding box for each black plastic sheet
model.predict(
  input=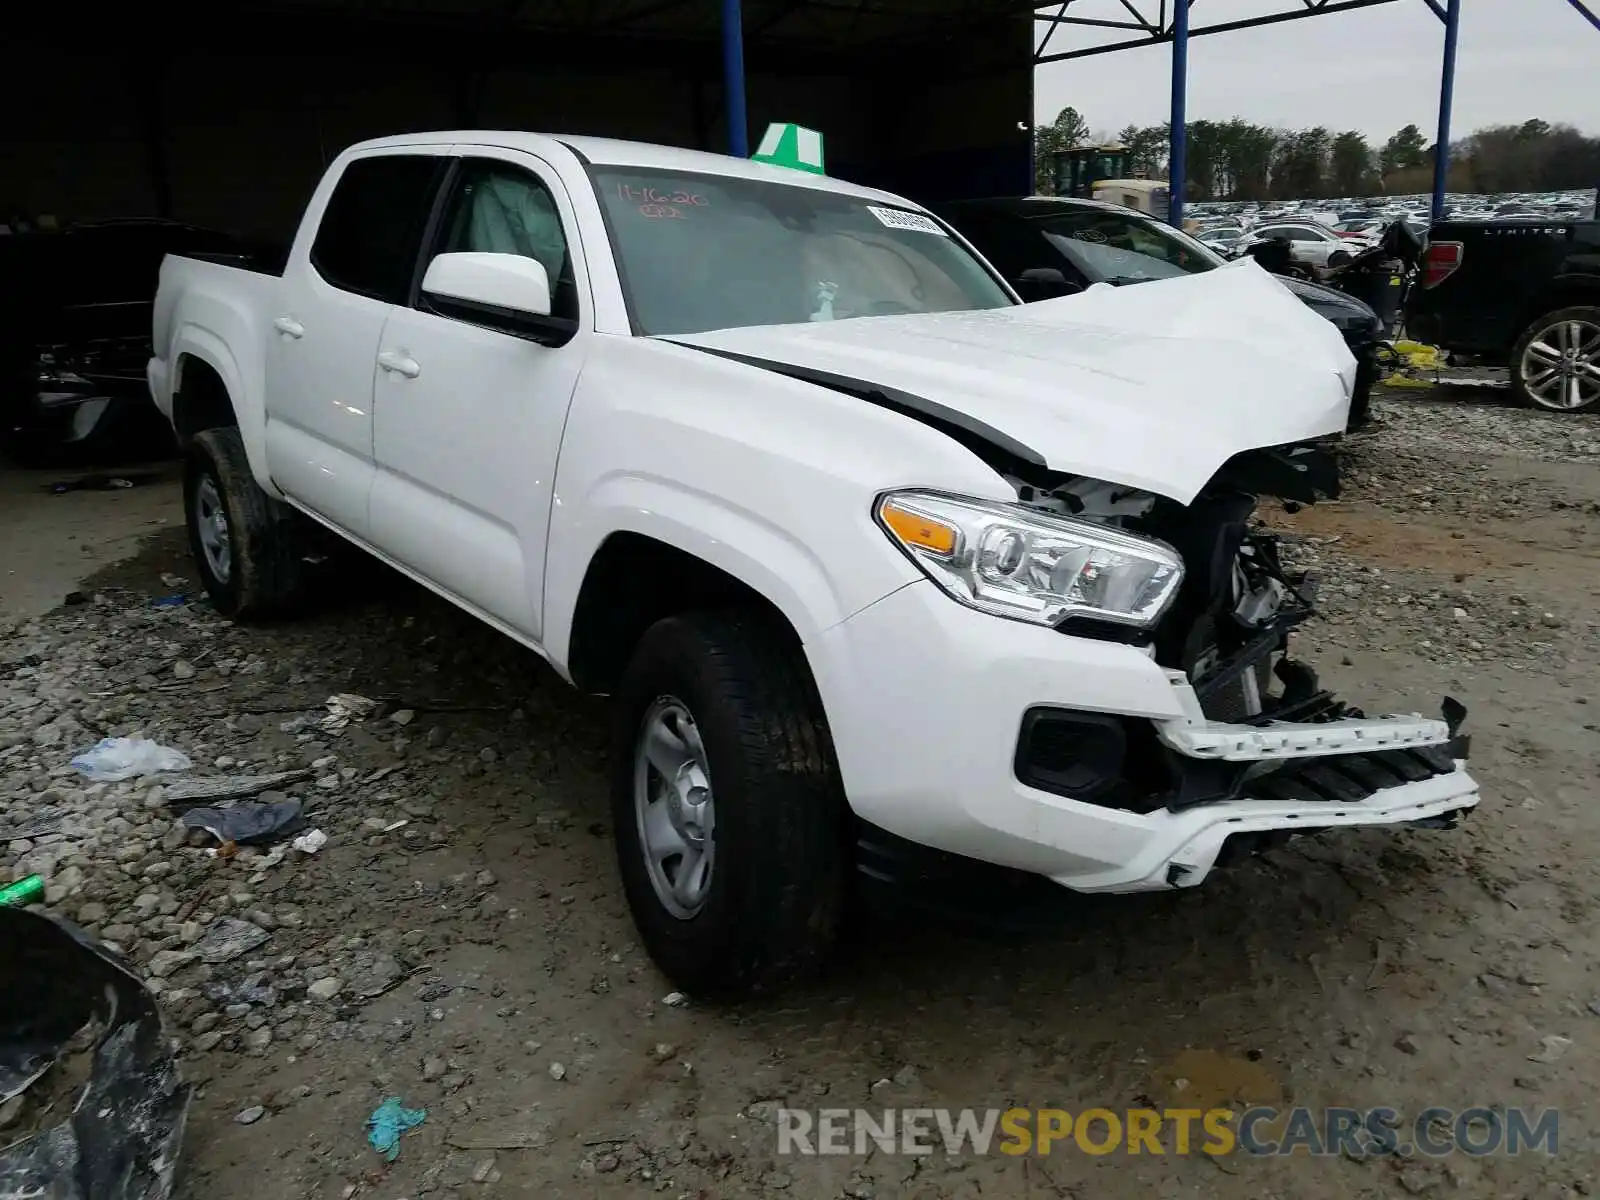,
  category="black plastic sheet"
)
[0,908,190,1200]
